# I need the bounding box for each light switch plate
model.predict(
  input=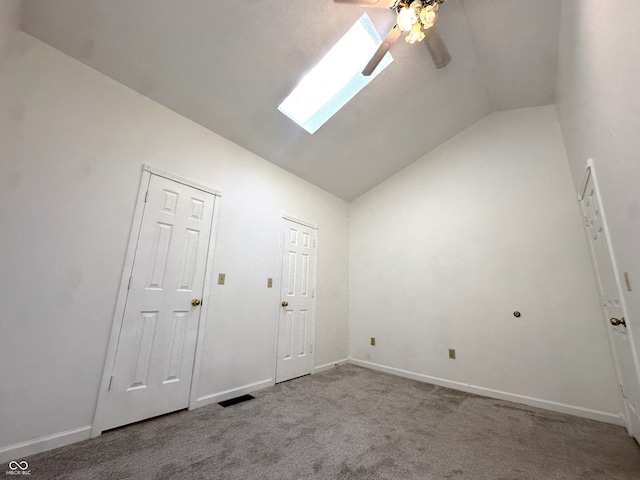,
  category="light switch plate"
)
[449,349,456,359]
[267,278,273,288]
[218,273,226,285]
[370,337,376,346]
